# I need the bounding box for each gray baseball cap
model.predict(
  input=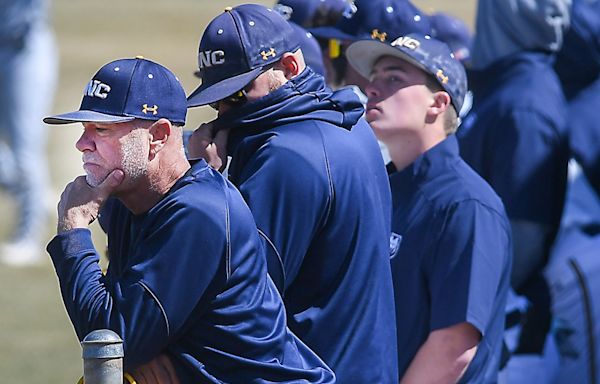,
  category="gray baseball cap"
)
[346,33,467,112]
